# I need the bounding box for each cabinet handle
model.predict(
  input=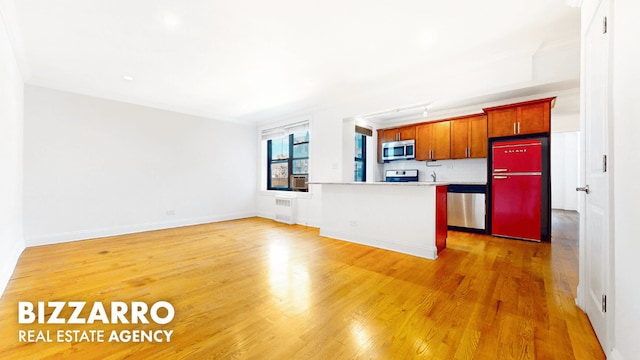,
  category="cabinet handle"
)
[517,122,521,134]
[513,123,516,134]
[430,150,434,159]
